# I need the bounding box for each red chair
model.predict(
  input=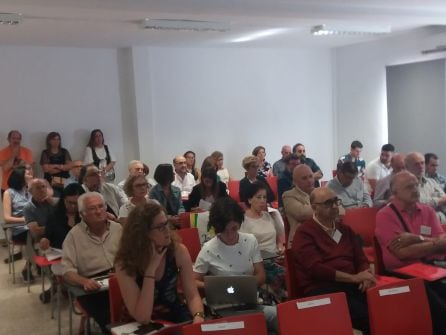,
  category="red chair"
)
[176,227,201,262]
[367,278,432,335]
[373,237,386,275]
[266,175,278,200]
[343,207,379,263]
[277,292,352,335]
[228,180,240,202]
[179,212,191,229]
[182,312,268,335]
[284,248,299,299]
